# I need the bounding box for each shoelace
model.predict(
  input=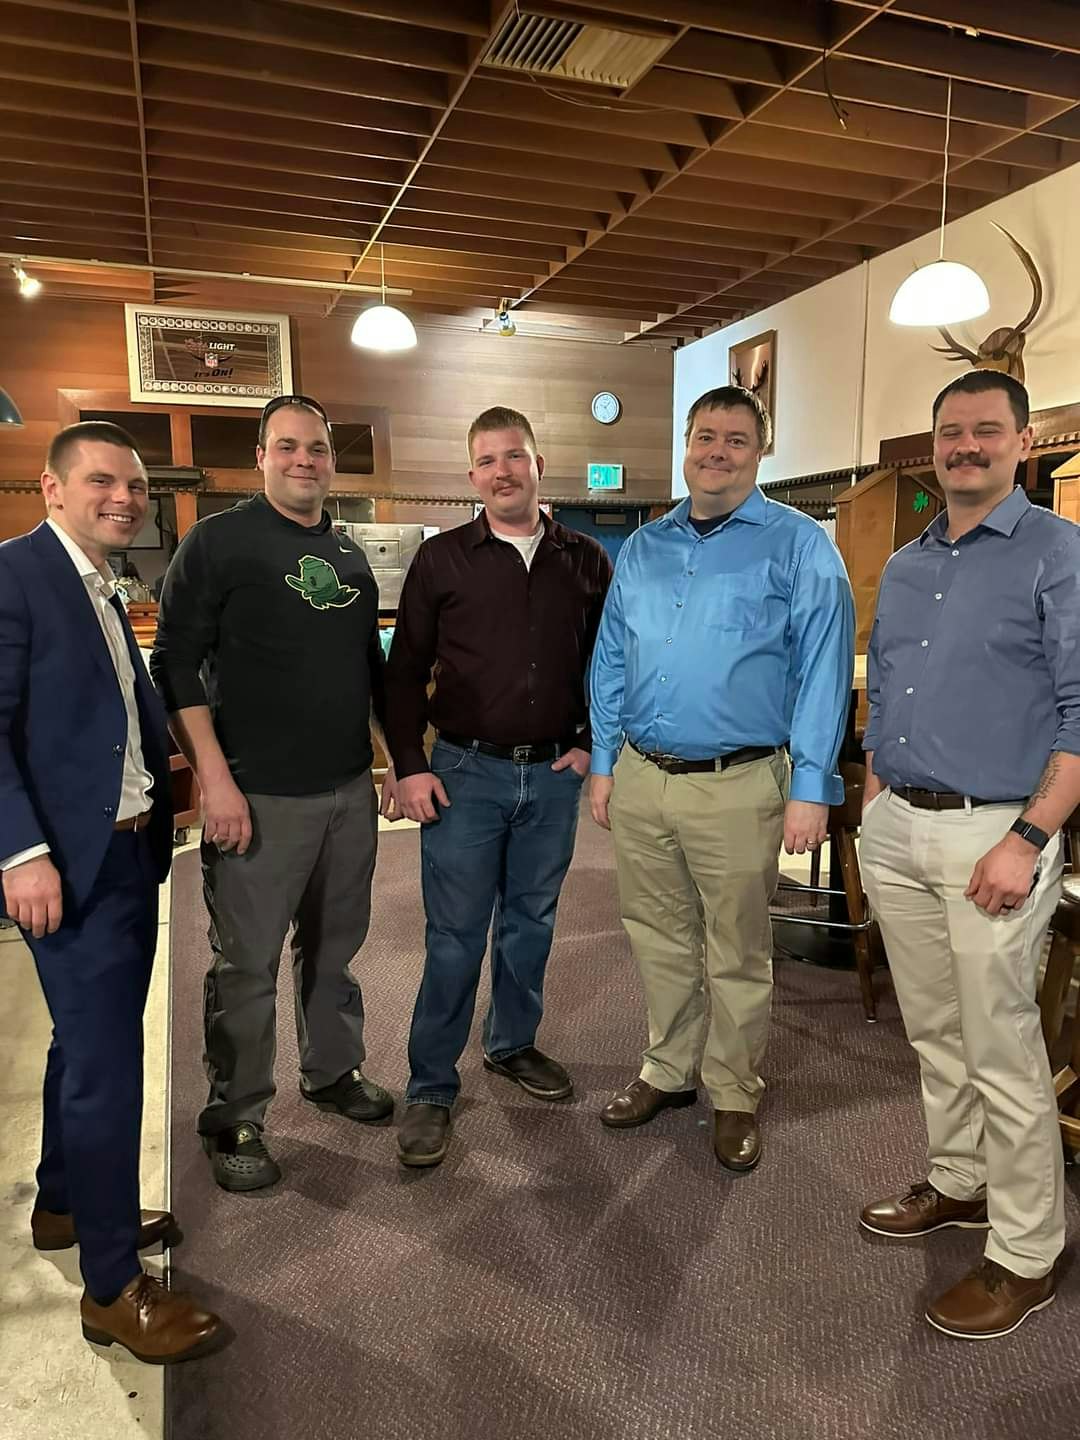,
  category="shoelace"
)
[902,1181,938,1208]
[133,1274,166,1323]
